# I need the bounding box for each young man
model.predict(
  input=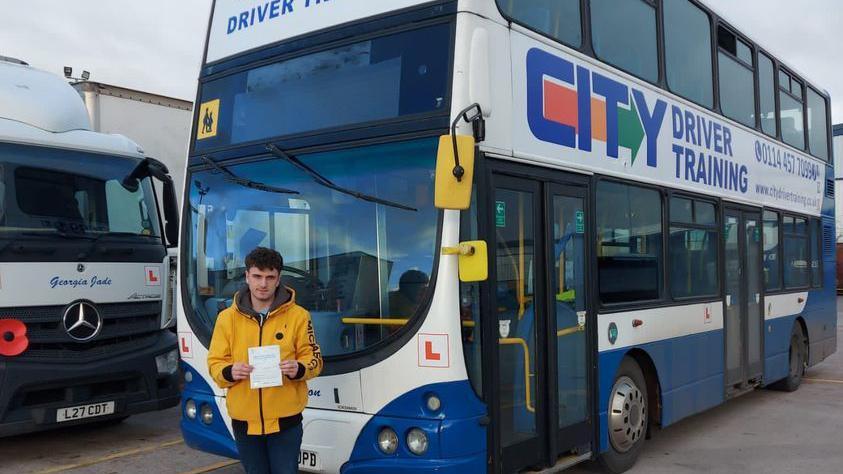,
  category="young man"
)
[208,247,322,474]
